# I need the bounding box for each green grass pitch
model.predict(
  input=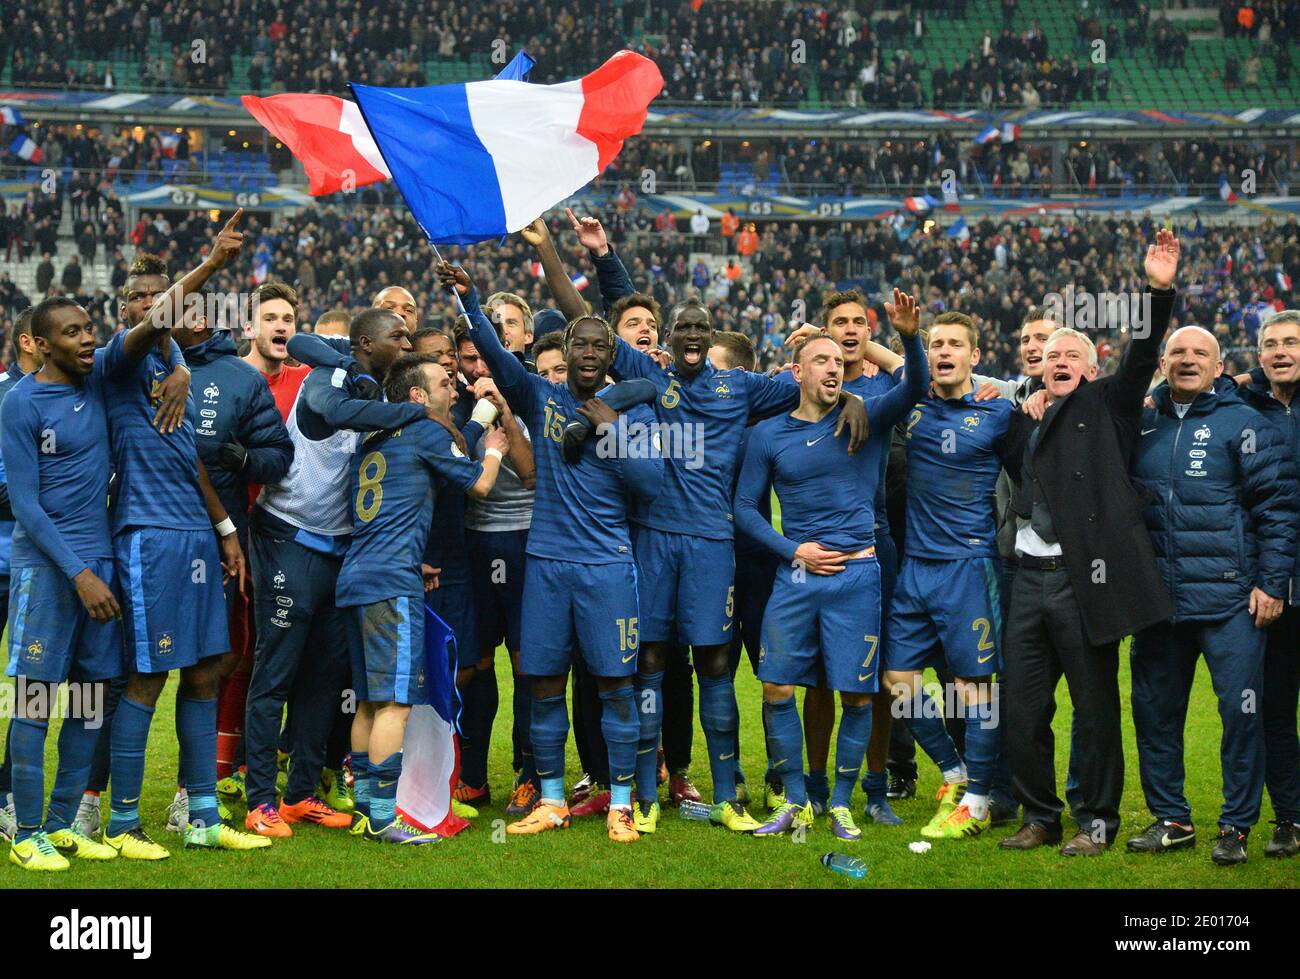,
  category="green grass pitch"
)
[3,642,1297,889]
